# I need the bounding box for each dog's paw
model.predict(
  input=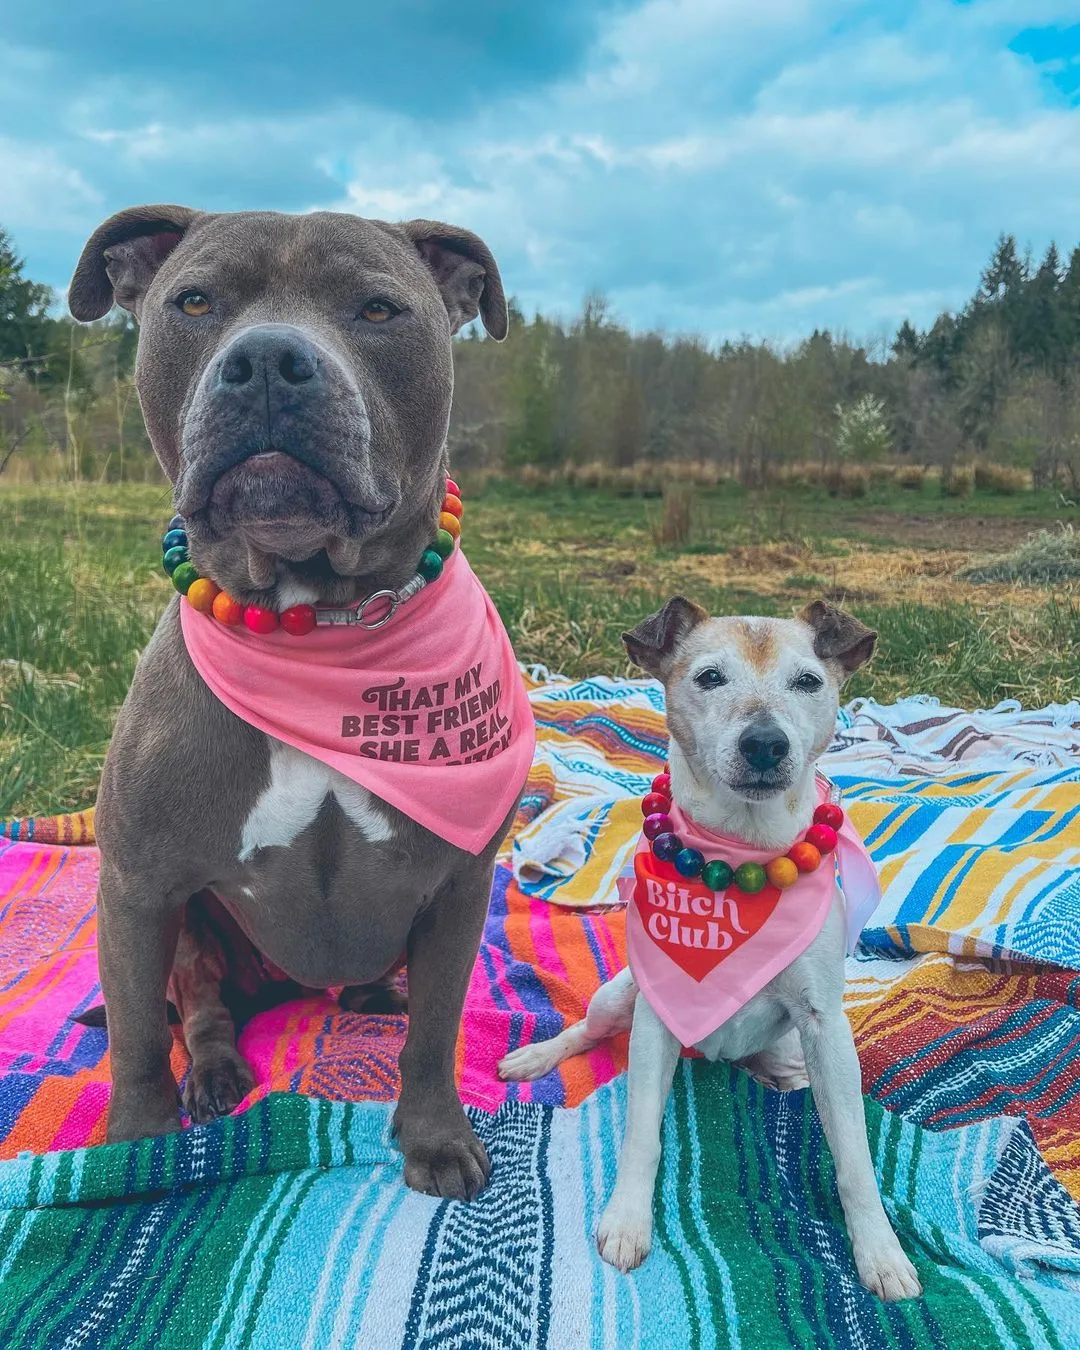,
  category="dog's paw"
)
[339,983,408,1015]
[596,1201,653,1272]
[398,1124,491,1201]
[183,1053,254,1124]
[498,1043,559,1082]
[854,1234,923,1302]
